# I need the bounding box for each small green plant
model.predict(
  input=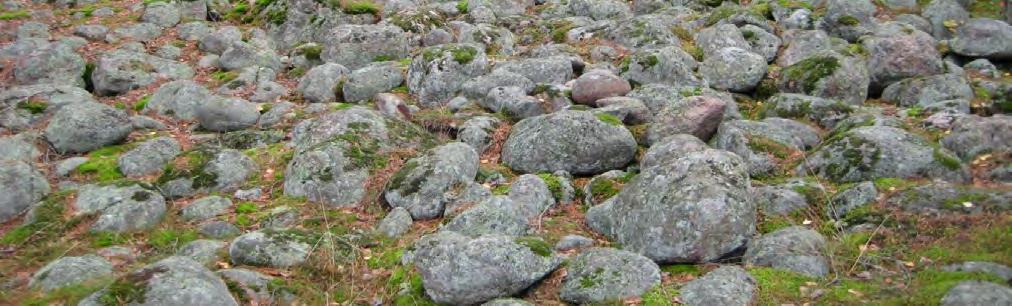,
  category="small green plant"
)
[906,106,924,117]
[456,0,468,13]
[90,232,127,248]
[18,100,49,114]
